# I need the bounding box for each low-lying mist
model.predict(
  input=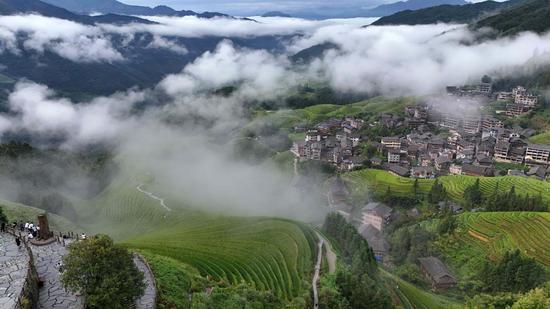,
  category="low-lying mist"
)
[1,14,550,223]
